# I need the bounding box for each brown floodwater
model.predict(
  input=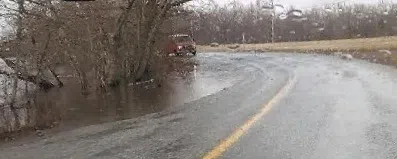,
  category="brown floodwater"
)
[19,57,238,135]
